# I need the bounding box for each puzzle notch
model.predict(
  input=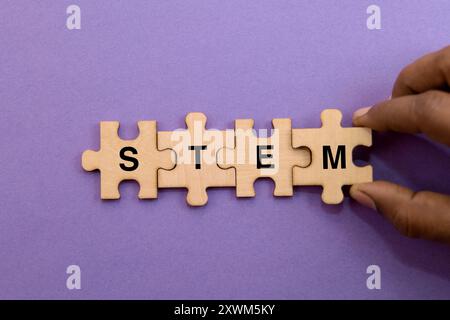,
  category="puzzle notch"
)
[157,112,235,206]
[218,118,311,197]
[81,121,175,199]
[292,109,372,204]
